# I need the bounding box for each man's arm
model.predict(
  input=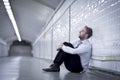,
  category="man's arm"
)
[62,43,90,54]
[70,39,80,48]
